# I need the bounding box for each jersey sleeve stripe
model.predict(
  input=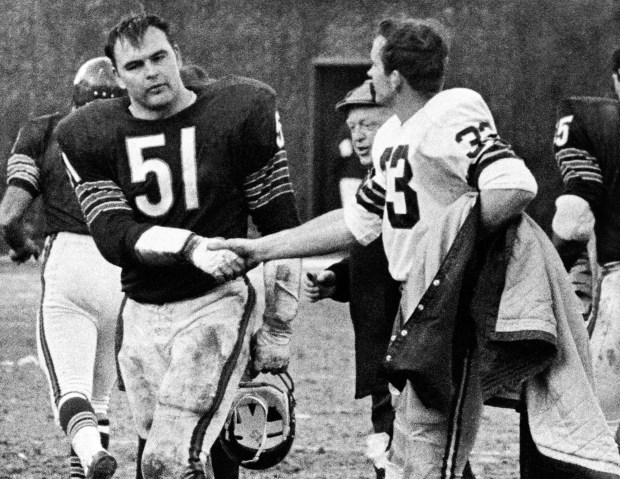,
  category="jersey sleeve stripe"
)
[468,138,520,187]
[358,198,384,217]
[360,180,386,204]
[75,180,132,225]
[244,167,290,196]
[6,154,40,192]
[356,180,385,216]
[555,148,603,185]
[243,150,287,186]
[247,184,294,210]
[243,150,295,211]
[80,190,129,212]
[84,204,133,225]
